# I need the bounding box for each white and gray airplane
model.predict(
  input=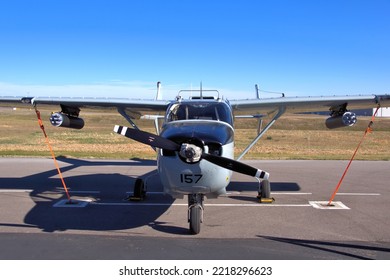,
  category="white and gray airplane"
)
[1,83,389,234]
